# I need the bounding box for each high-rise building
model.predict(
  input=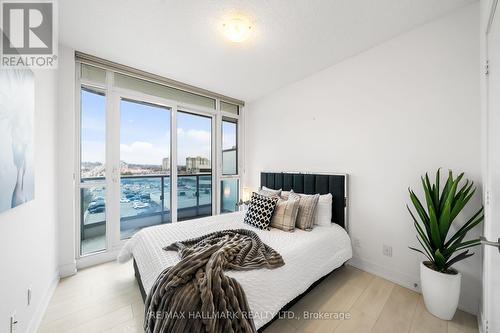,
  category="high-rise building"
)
[186,156,210,173]
[162,157,170,171]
